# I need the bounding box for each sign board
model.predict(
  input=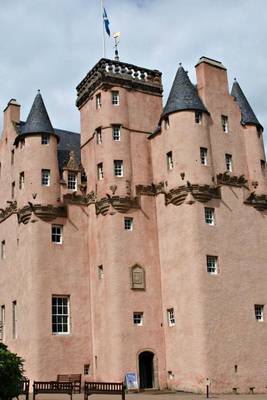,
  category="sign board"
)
[125,372,139,390]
